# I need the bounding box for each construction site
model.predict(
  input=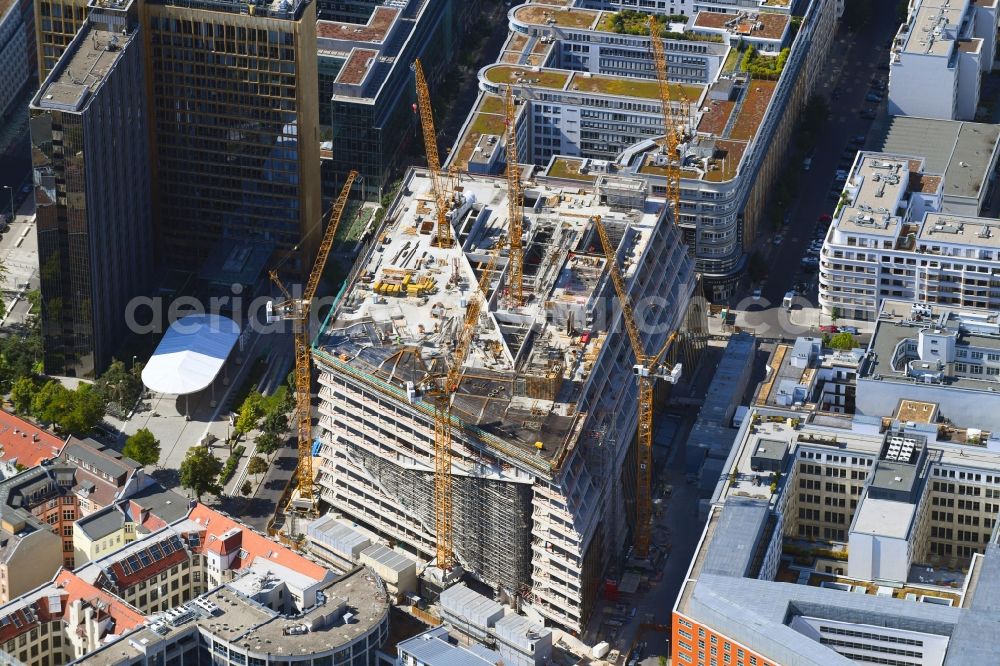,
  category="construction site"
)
[310,165,698,632]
